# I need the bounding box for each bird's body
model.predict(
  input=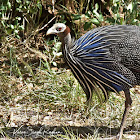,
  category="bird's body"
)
[47,23,140,139]
[62,25,140,100]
